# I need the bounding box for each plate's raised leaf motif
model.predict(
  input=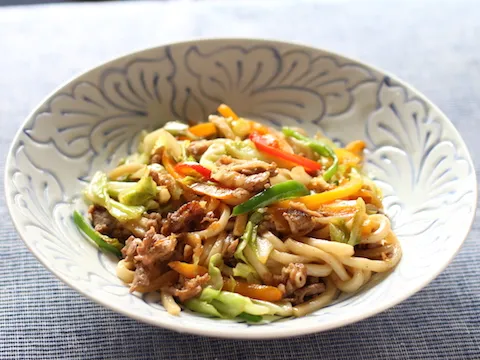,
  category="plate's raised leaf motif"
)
[182,45,375,127]
[366,79,472,237]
